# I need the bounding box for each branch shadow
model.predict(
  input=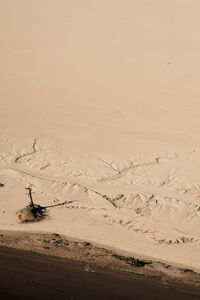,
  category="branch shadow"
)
[34,201,73,213]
